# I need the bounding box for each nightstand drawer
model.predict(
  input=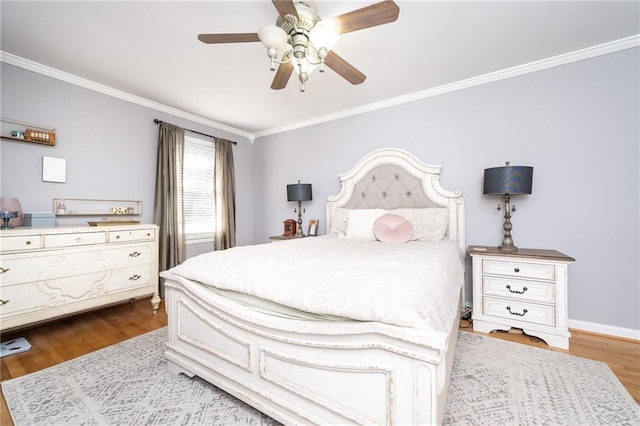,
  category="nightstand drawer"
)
[483,259,555,281]
[482,296,555,327]
[482,276,555,304]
